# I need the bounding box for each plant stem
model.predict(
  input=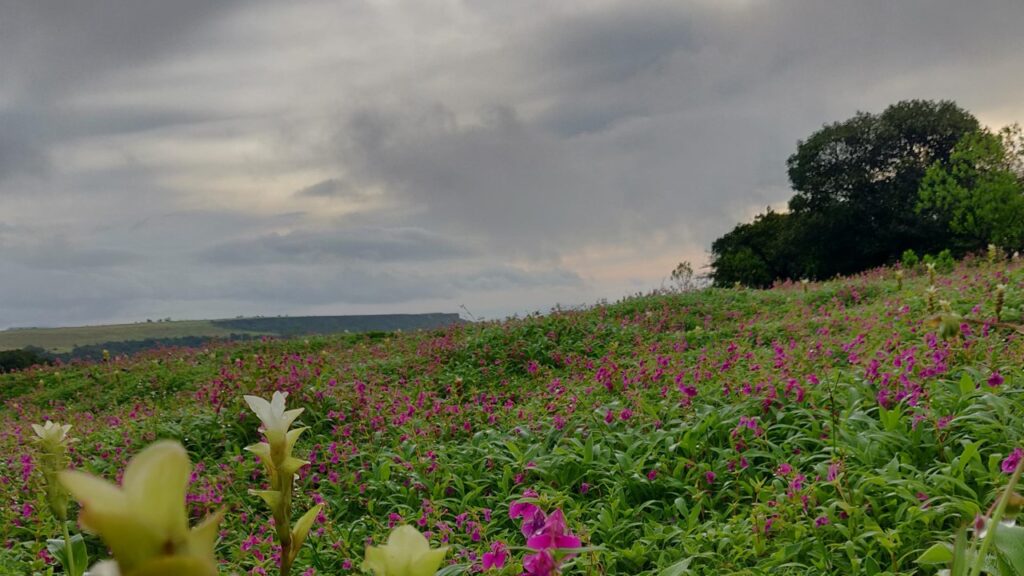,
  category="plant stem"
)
[62,521,77,576]
[967,458,1024,576]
